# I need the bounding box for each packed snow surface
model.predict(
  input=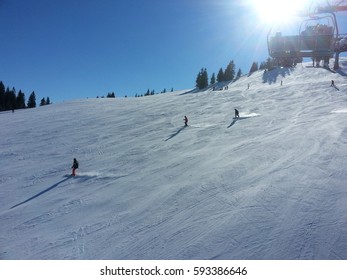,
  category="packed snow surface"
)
[1,59,347,259]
